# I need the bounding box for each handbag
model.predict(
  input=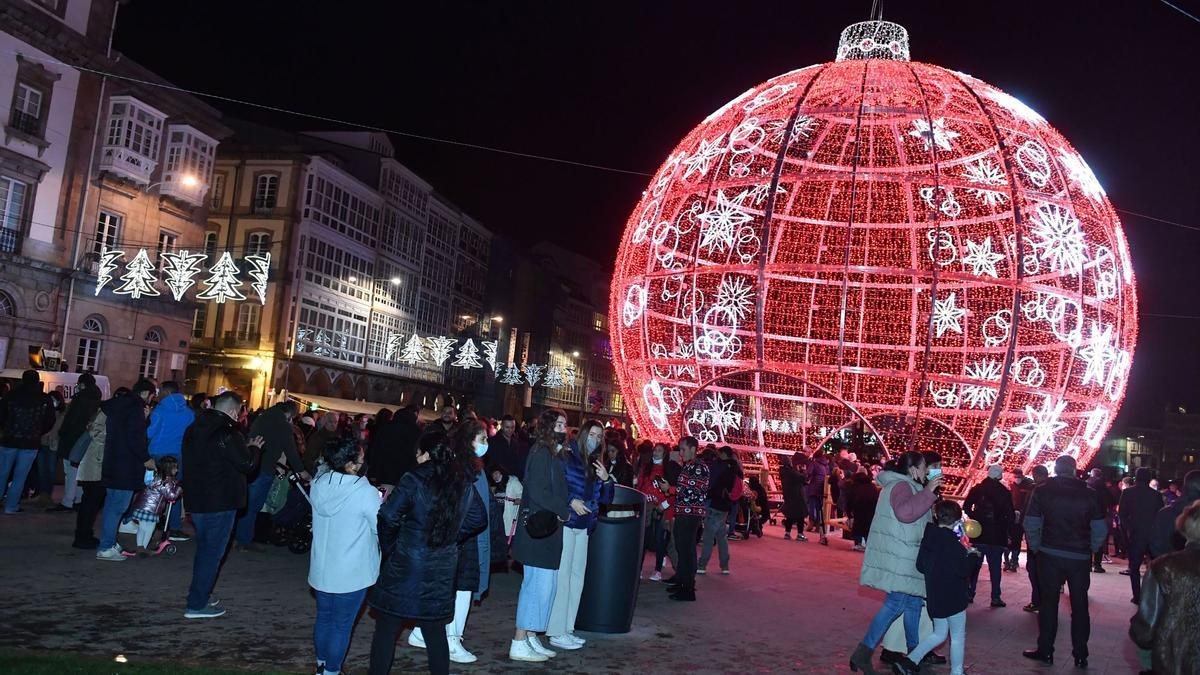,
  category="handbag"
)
[521,447,560,540]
